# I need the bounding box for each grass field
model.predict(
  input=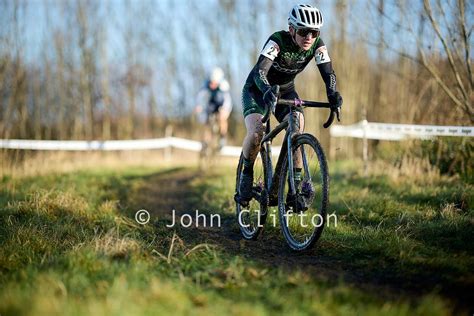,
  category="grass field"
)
[0,159,473,315]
